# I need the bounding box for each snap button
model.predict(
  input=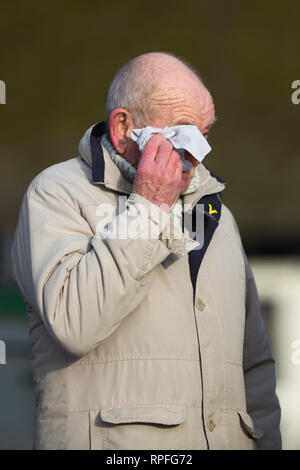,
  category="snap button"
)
[196,298,205,311]
[207,419,216,432]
